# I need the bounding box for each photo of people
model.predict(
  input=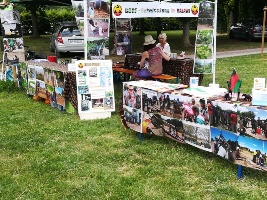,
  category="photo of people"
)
[87,38,109,56]
[124,105,142,133]
[72,1,85,17]
[3,37,24,53]
[123,83,141,109]
[210,101,239,131]
[104,97,114,109]
[54,71,64,88]
[142,112,185,142]
[237,105,267,141]
[87,0,110,19]
[198,1,215,18]
[194,59,213,74]
[183,121,212,152]
[28,66,36,79]
[78,85,89,94]
[44,68,56,86]
[92,98,104,109]
[35,66,45,81]
[142,89,160,113]
[88,19,109,38]
[237,135,267,171]
[2,23,22,38]
[210,127,238,163]
[1,10,20,24]
[115,18,131,31]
